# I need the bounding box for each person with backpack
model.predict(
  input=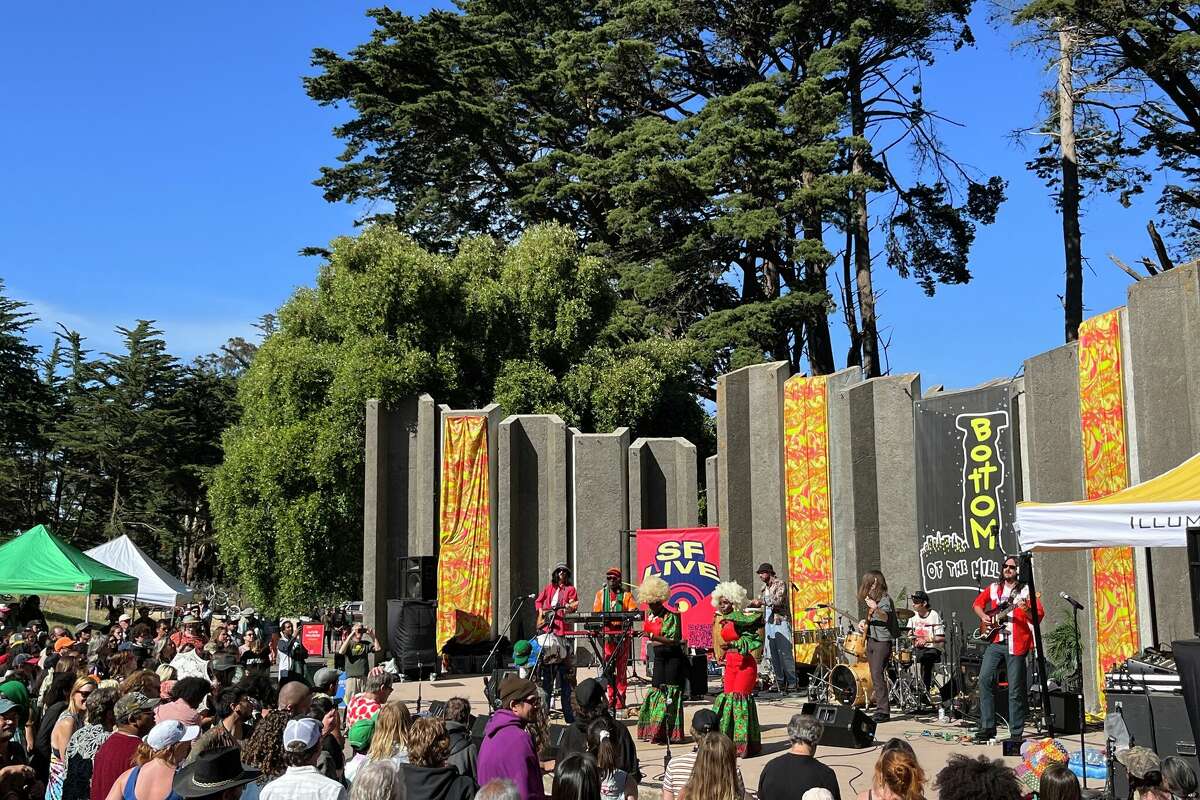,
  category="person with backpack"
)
[273,621,308,680]
[856,571,895,723]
